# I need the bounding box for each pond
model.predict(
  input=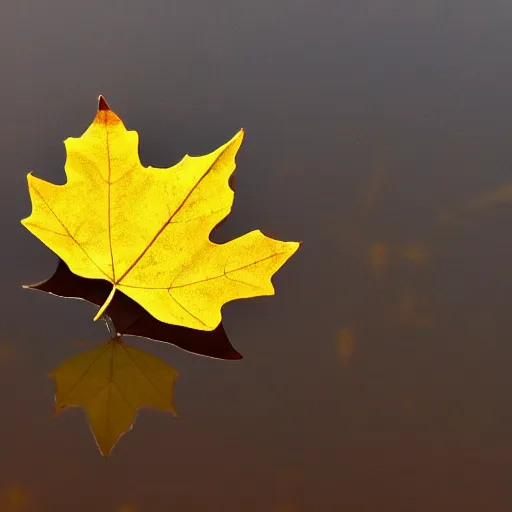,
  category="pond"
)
[1,1,512,510]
